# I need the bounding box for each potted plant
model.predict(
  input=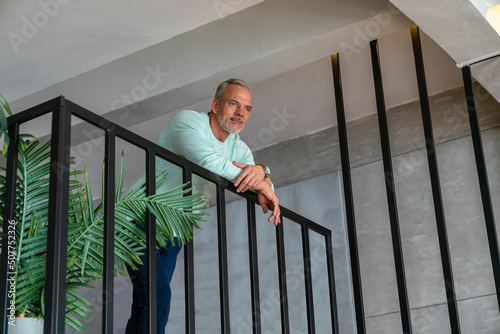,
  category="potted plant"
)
[0,94,207,332]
